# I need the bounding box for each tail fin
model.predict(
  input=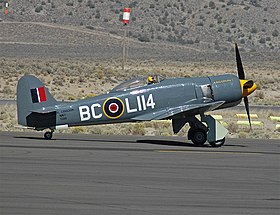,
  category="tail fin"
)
[17,75,58,127]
